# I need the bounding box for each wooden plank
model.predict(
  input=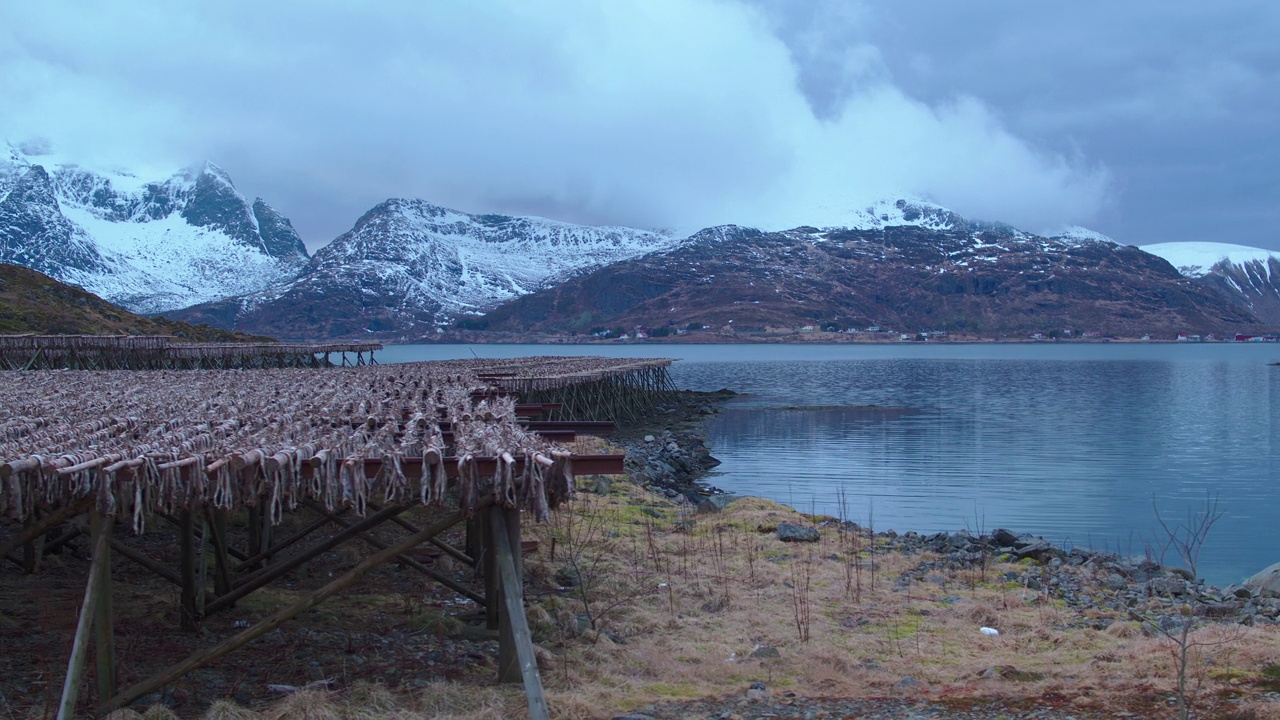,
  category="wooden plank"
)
[101,507,470,714]
[490,506,549,719]
[56,509,111,720]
